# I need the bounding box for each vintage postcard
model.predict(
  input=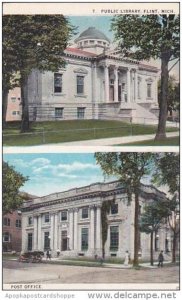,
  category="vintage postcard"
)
[1,1,180,297]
